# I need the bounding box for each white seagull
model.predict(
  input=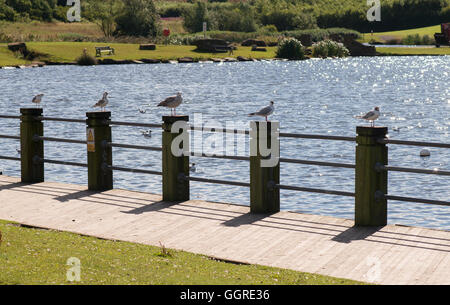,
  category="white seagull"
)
[32,94,44,108]
[92,92,109,111]
[248,101,274,122]
[357,106,380,127]
[157,92,182,116]
[141,129,152,137]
